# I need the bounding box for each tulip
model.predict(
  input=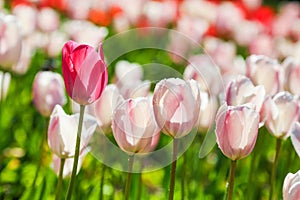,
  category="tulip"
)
[112,97,160,155]
[153,78,201,138]
[12,5,37,37]
[32,71,66,117]
[283,171,300,200]
[283,57,300,96]
[246,54,283,95]
[94,84,124,133]
[0,71,11,101]
[215,103,259,161]
[226,75,265,113]
[62,40,108,105]
[290,122,300,158]
[47,105,97,158]
[261,92,299,139]
[114,60,143,86]
[37,7,60,33]
[0,13,22,69]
